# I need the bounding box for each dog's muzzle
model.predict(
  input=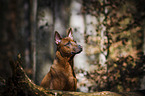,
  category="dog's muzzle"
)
[71,45,82,55]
